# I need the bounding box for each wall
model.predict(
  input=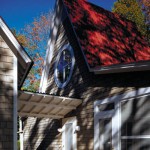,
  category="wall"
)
[23,118,61,150]
[0,36,14,149]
